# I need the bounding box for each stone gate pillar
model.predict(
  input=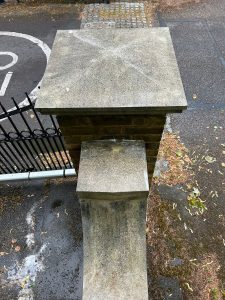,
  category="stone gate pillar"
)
[36,28,187,299]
